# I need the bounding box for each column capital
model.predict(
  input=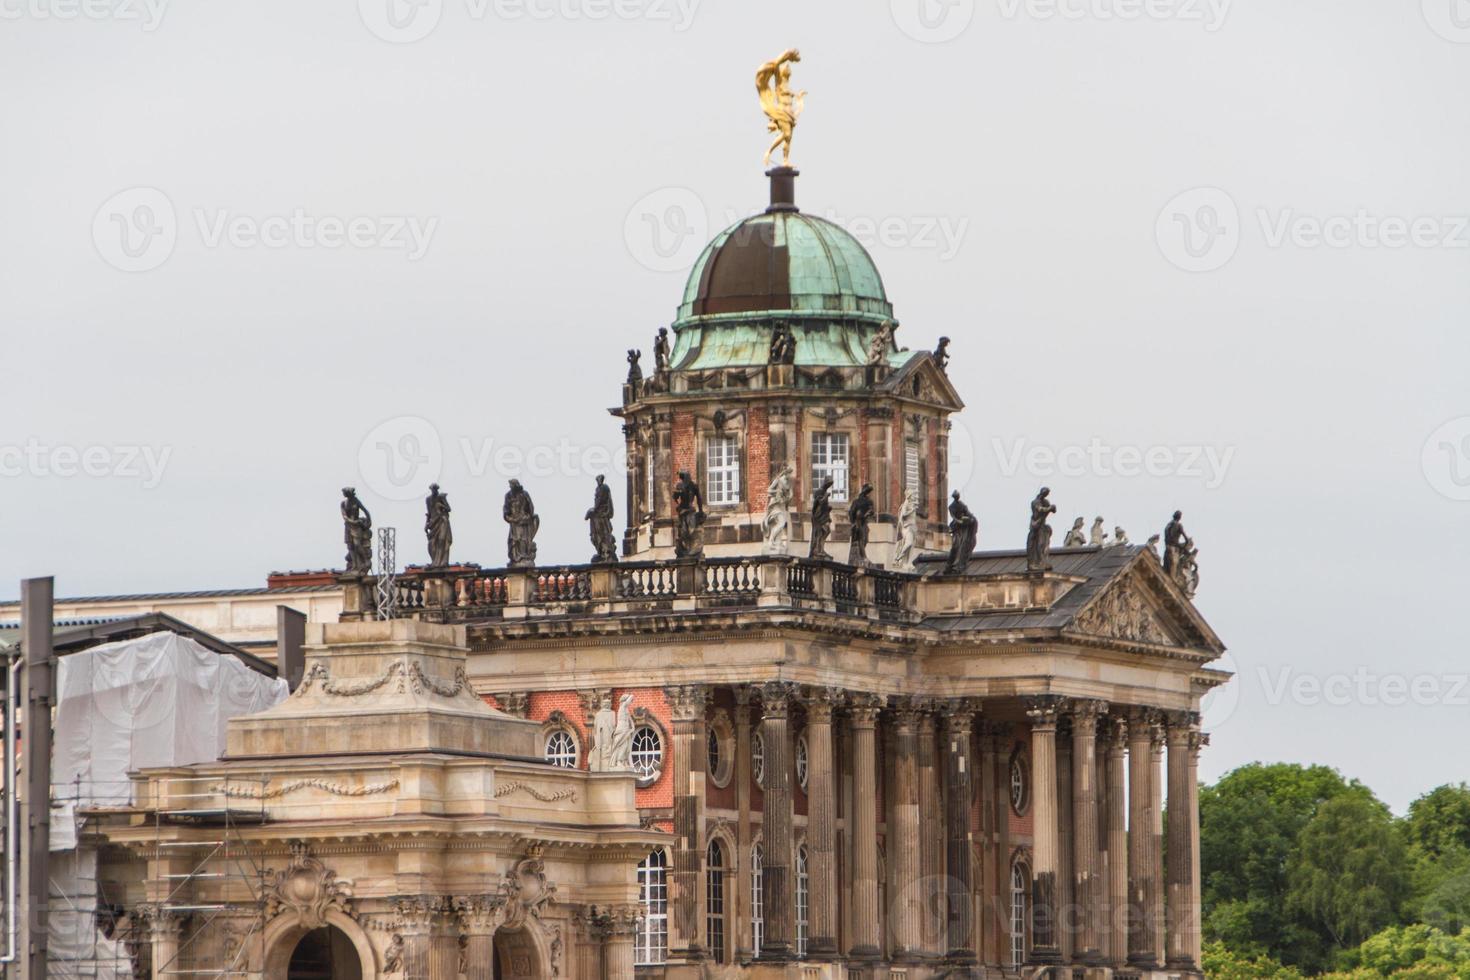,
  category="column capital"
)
[454,894,508,935]
[1100,713,1129,751]
[1188,729,1209,755]
[734,684,757,707]
[800,686,842,721]
[1023,694,1065,729]
[848,692,883,727]
[392,895,453,935]
[940,698,979,734]
[664,683,710,721]
[1125,705,1163,733]
[758,680,798,717]
[888,695,925,728]
[1068,698,1108,725]
[578,688,612,725]
[136,905,185,942]
[1163,709,1201,734]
